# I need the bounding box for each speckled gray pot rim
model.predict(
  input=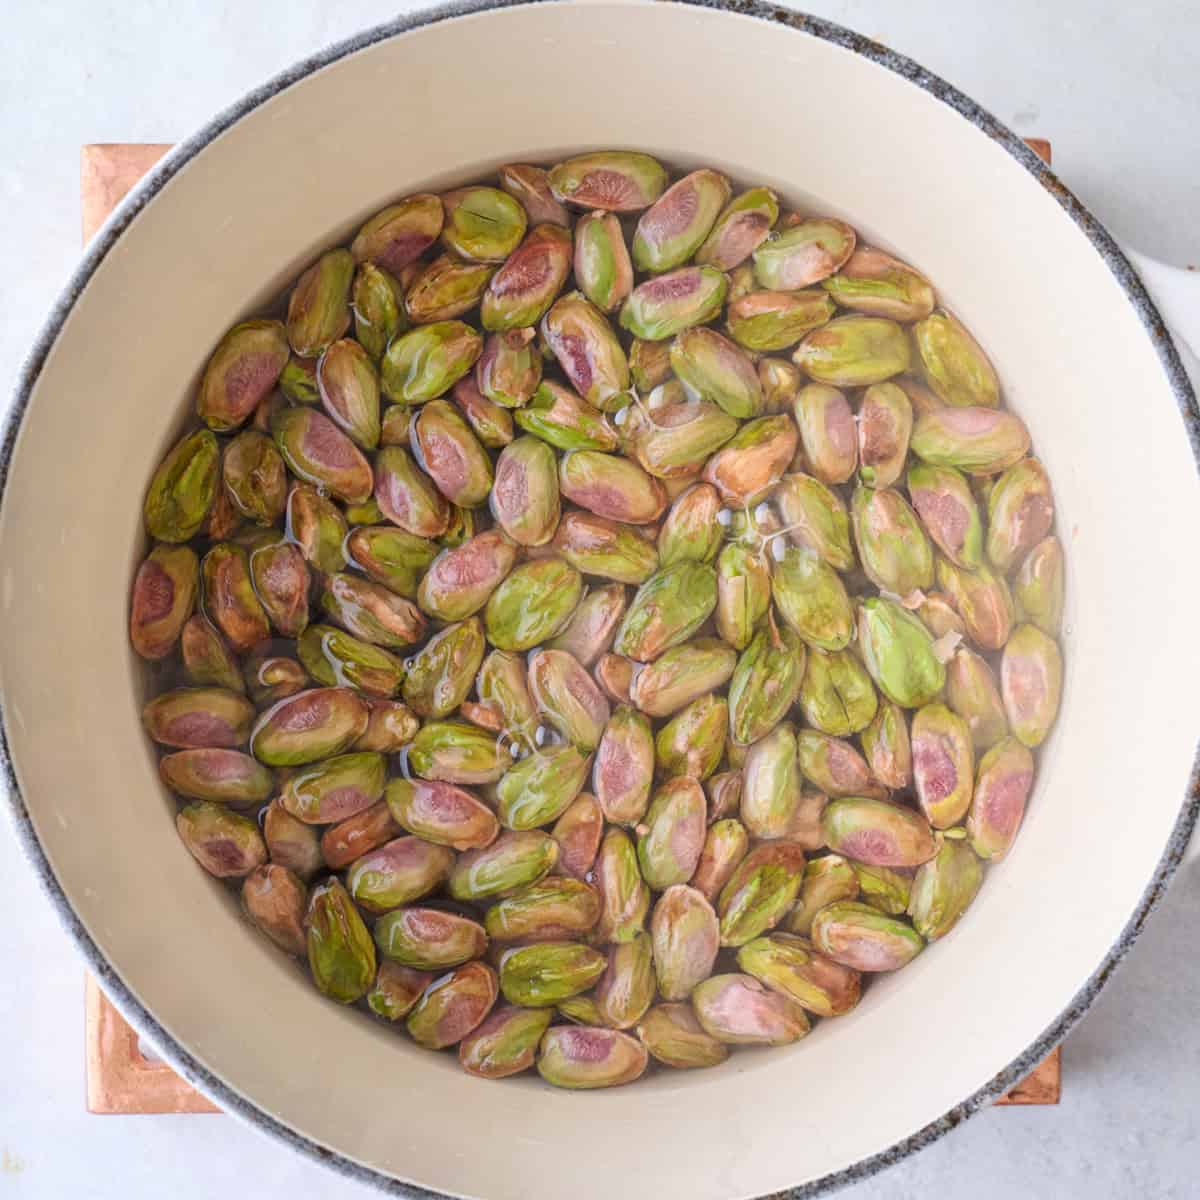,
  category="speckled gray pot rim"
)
[3,1,1197,1196]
